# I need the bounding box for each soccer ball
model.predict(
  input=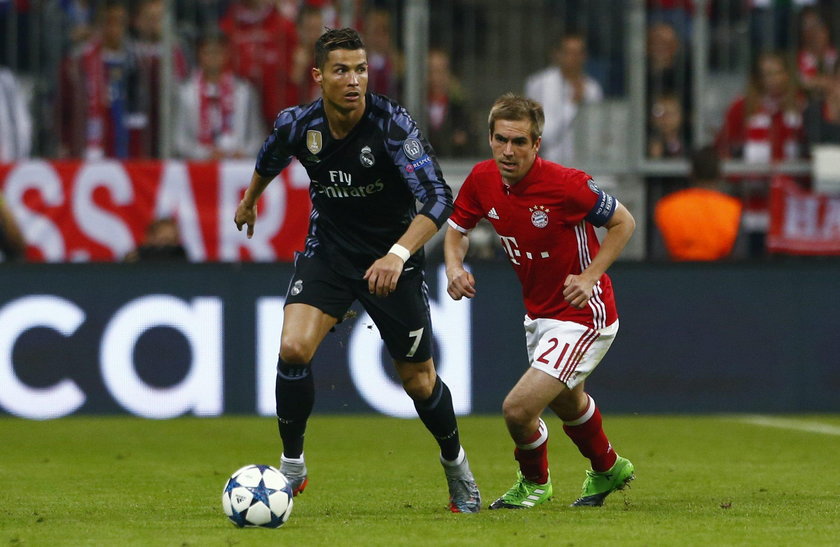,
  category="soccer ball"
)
[221,464,294,528]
